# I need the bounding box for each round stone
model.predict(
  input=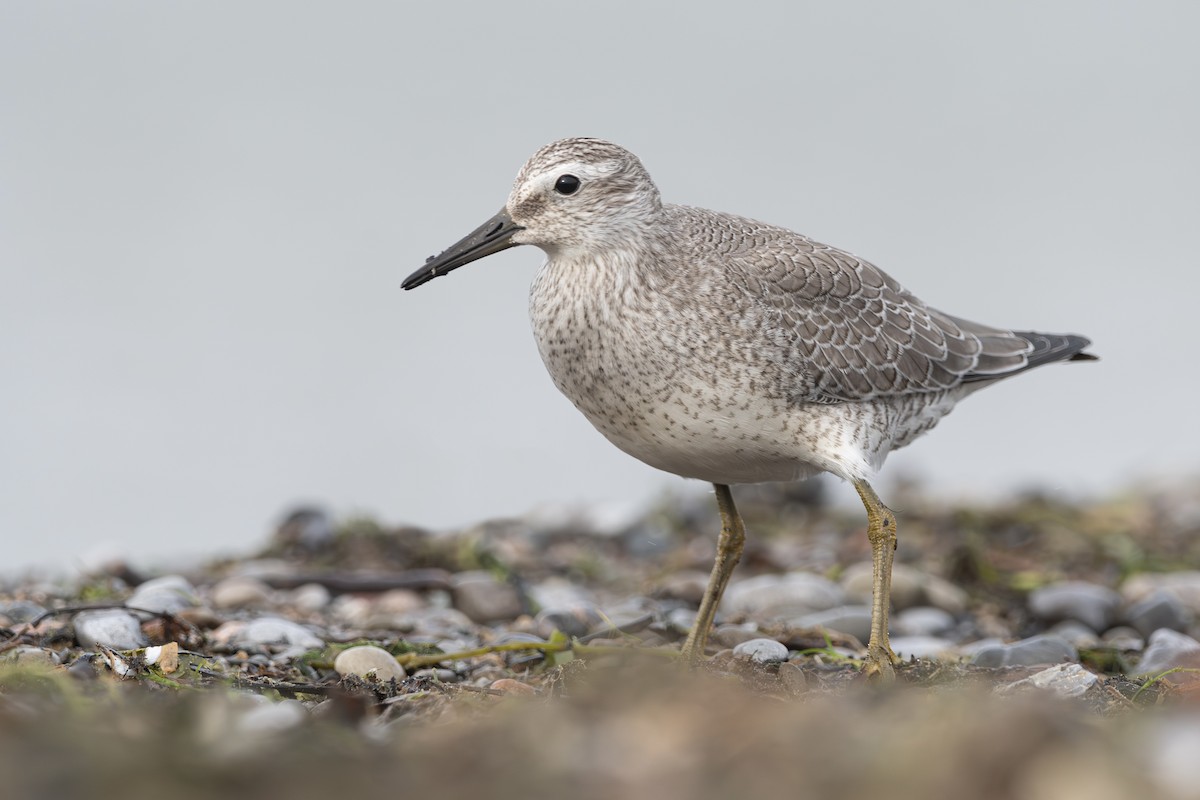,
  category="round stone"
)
[732,637,790,664]
[334,645,406,681]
